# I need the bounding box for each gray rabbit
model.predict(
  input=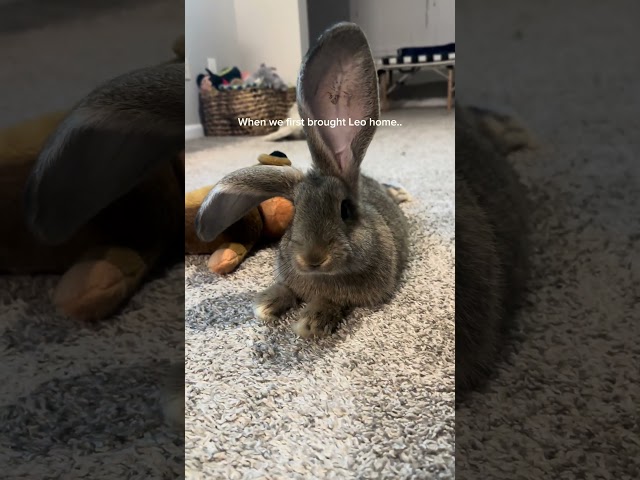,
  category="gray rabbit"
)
[455,104,533,394]
[196,23,409,338]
